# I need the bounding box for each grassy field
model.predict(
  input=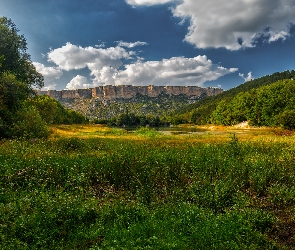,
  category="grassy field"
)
[1,125,295,249]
